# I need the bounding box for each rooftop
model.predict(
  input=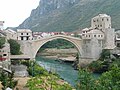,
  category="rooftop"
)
[17,29,32,33]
